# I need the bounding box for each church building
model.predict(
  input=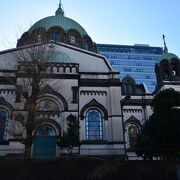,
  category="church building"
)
[0,3,179,159]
